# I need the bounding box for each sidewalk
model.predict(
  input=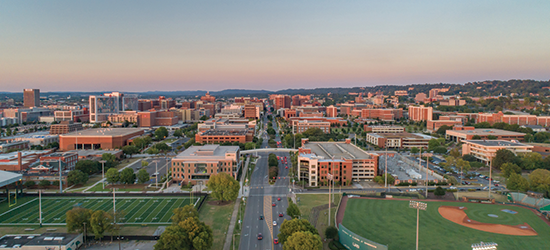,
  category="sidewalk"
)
[82,158,145,192]
[223,155,250,250]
